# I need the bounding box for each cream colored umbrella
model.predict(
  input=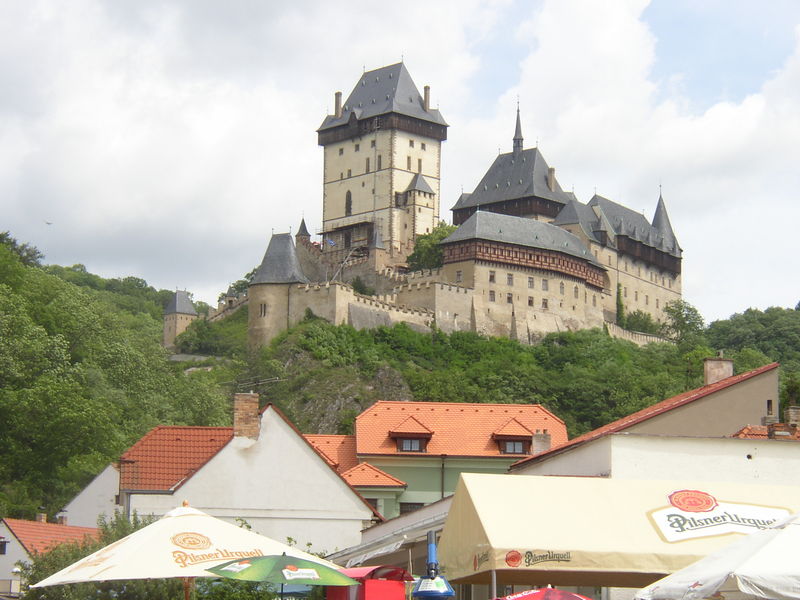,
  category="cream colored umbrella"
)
[31,503,340,600]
